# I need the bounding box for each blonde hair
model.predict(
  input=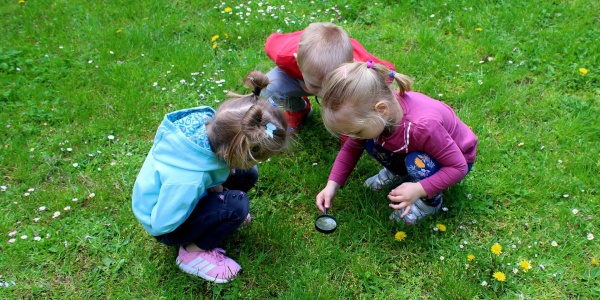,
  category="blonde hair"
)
[321,62,413,137]
[208,71,288,169]
[297,22,353,83]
